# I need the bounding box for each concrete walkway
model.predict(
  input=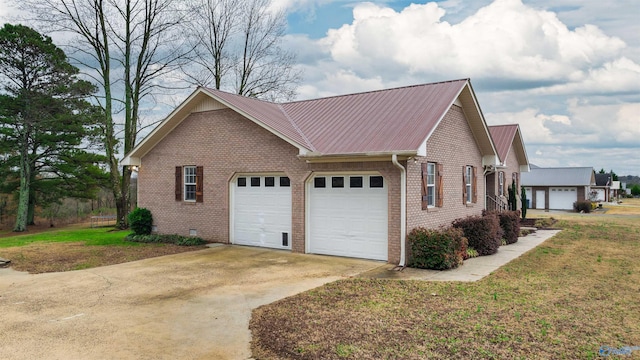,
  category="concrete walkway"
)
[359,229,561,281]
